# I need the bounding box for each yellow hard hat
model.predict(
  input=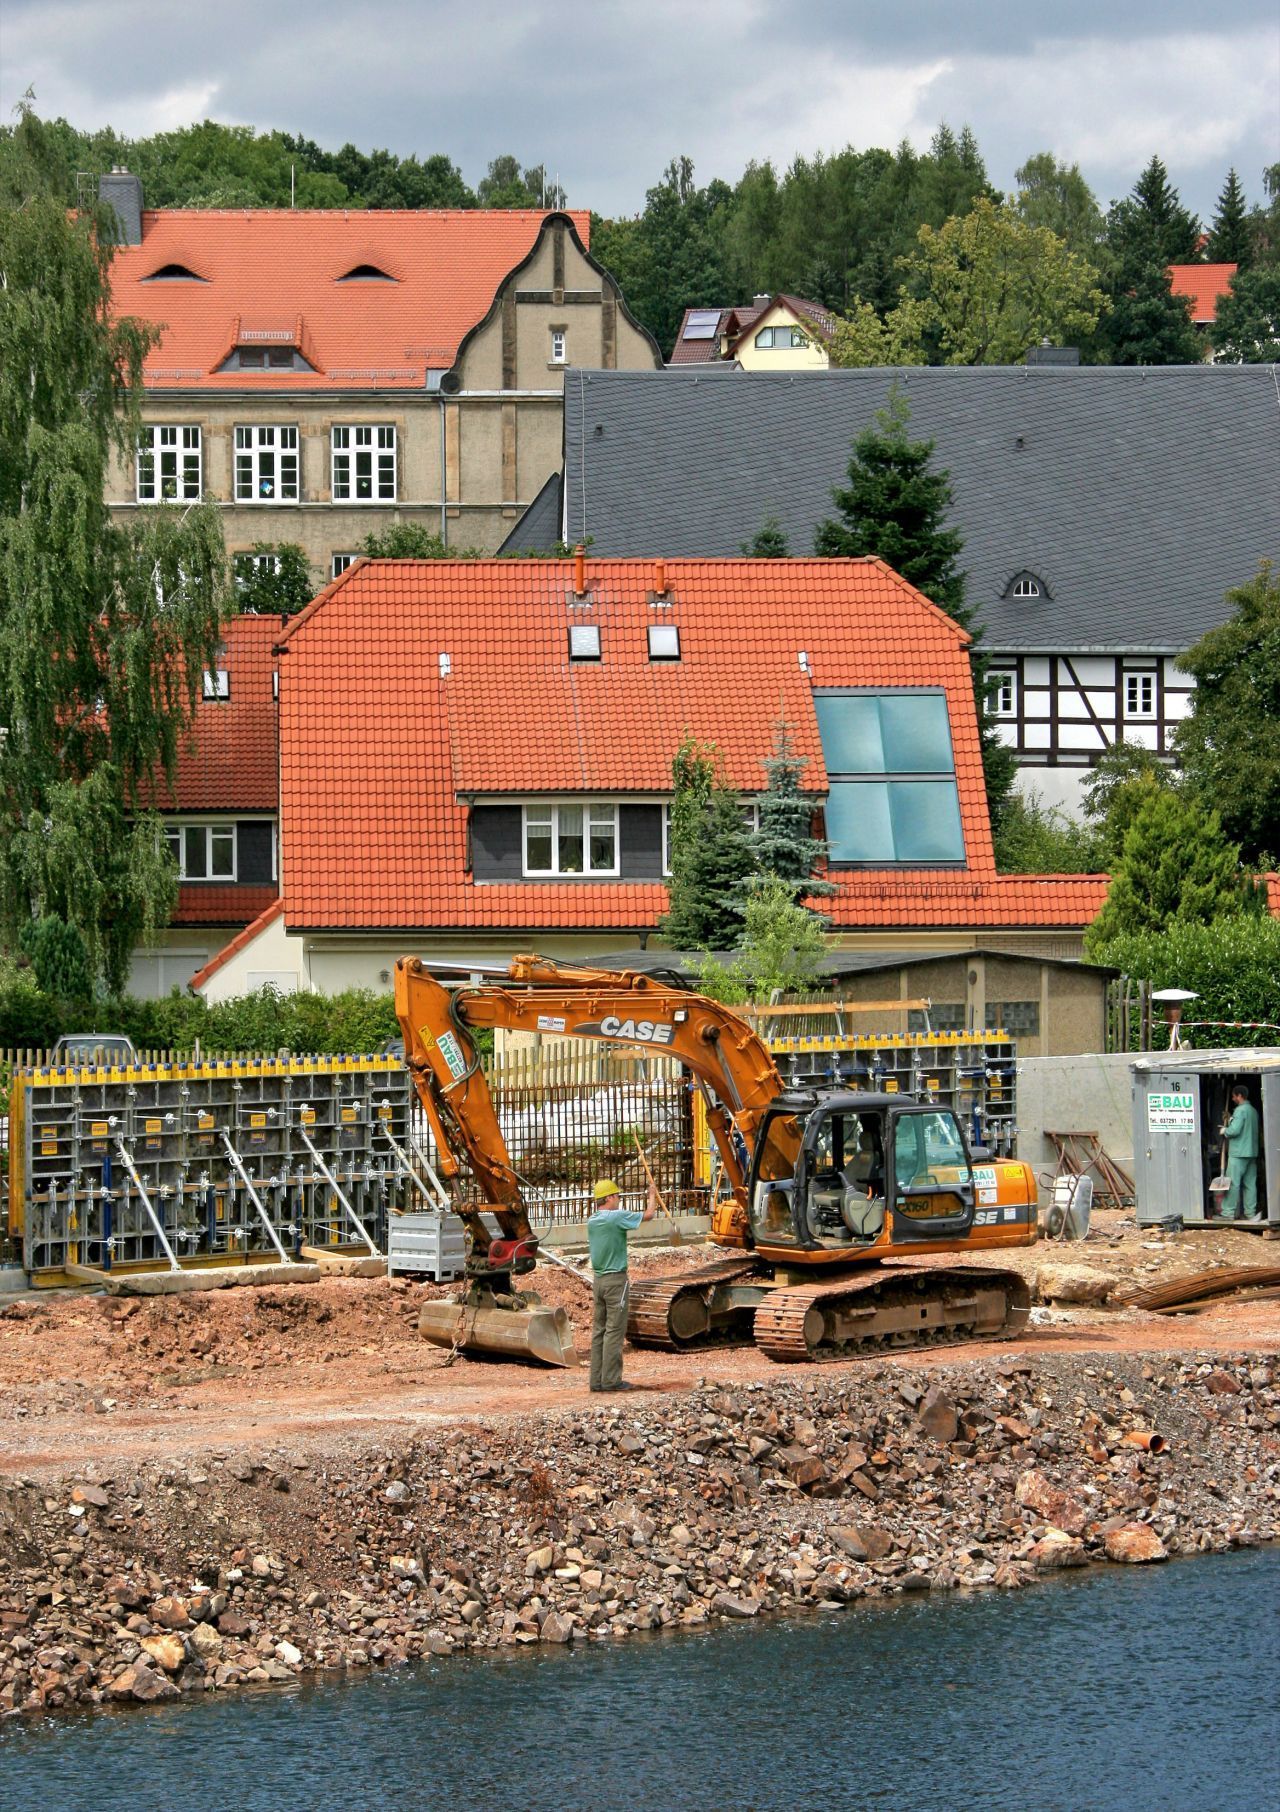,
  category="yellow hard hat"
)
[593,1178,621,1202]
